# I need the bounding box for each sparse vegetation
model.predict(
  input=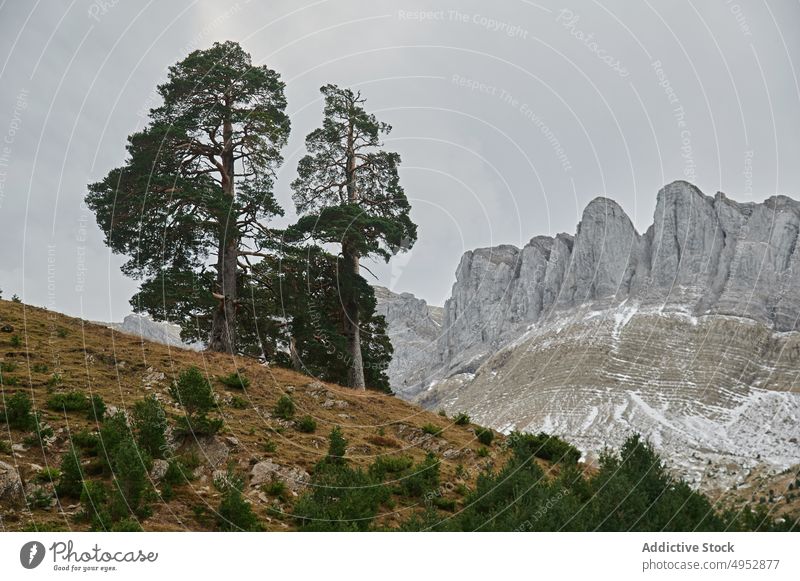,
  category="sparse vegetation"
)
[218,371,250,390]
[453,412,471,426]
[170,367,222,437]
[422,423,443,437]
[215,471,263,531]
[475,427,494,446]
[131,395,168,459]
[1,391,36,430]
[9,334,21,347]
[47,390,90,412]
[274,394,296,420]
[296,415,317,433]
